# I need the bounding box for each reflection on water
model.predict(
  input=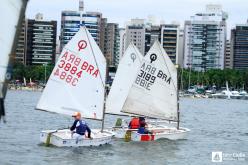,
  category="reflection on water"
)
[0,90,247,165]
